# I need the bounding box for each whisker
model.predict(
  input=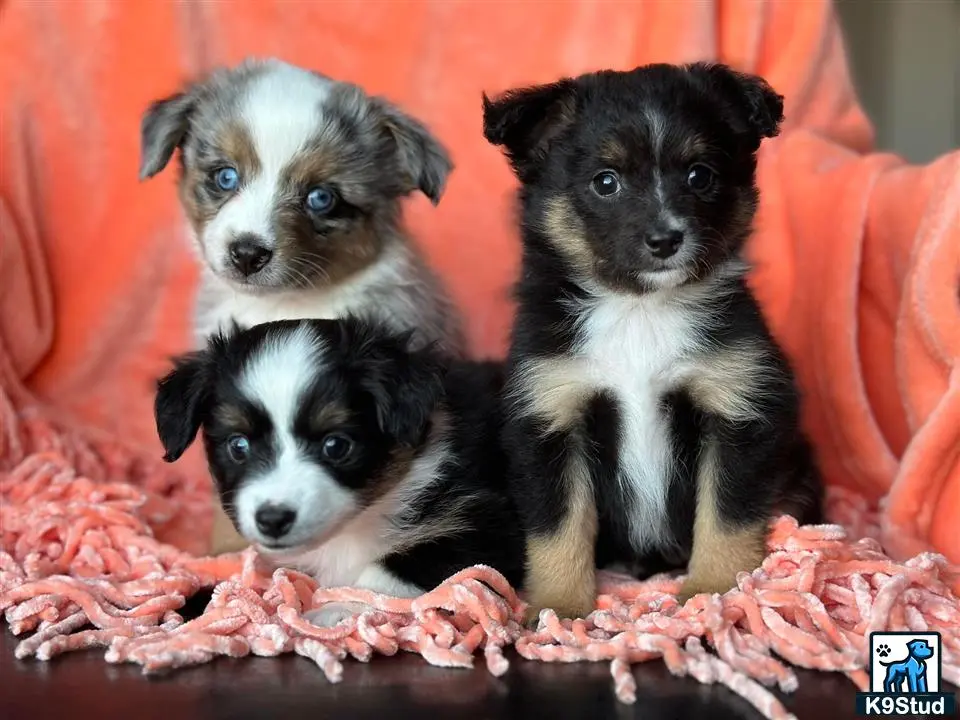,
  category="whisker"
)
[289,256,331,288]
